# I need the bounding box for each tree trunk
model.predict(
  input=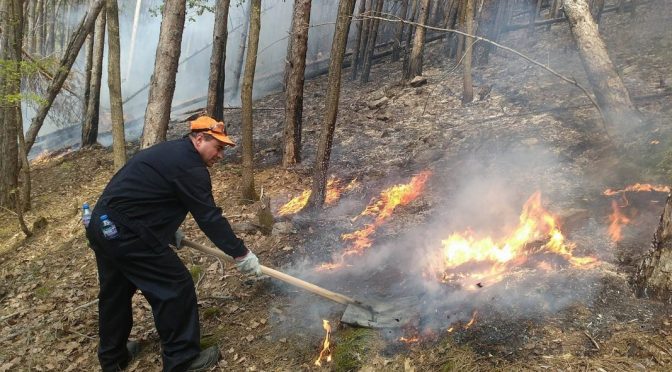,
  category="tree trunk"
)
[205,0,230,121]
[124,0,142,81]
[391,0,409,62]
[282,0,311,167]
[402,0,418,73]
[528,0,542,36]
[34,0,43,54]
[140,0,186,149]
[240,0,261,202]
[352,0,372,80]
[82,7,106,147]
[349,0,367,78]
[305,0,356,210]
[562,0,642,134]
[455,0,466,60]
[474,0,500,65]
[24,0,105,154]
[442,0,459,55]
[106,0,125,170]
[592,0,605,23]
[0,0,23,208]
[360,0,384,83]
[462,0,474,104]
[232,0,252,95]
[17,109,31,213]
[46,0,55,55]
[406,0,430,79]
[635,194,672,301]
[83,30,94,123]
